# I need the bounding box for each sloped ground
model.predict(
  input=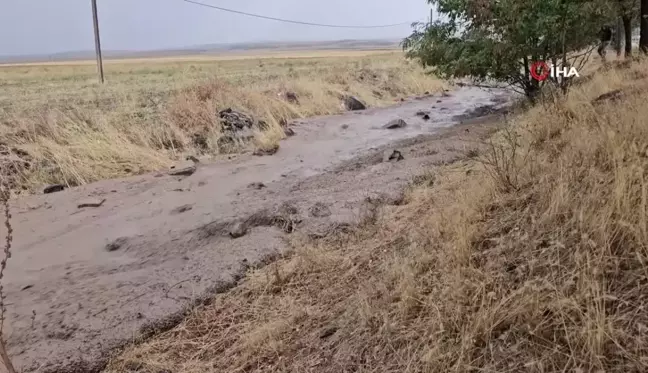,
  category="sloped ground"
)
[2,86,512,372]
[106,62,648,373]
[0,52,445,193]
